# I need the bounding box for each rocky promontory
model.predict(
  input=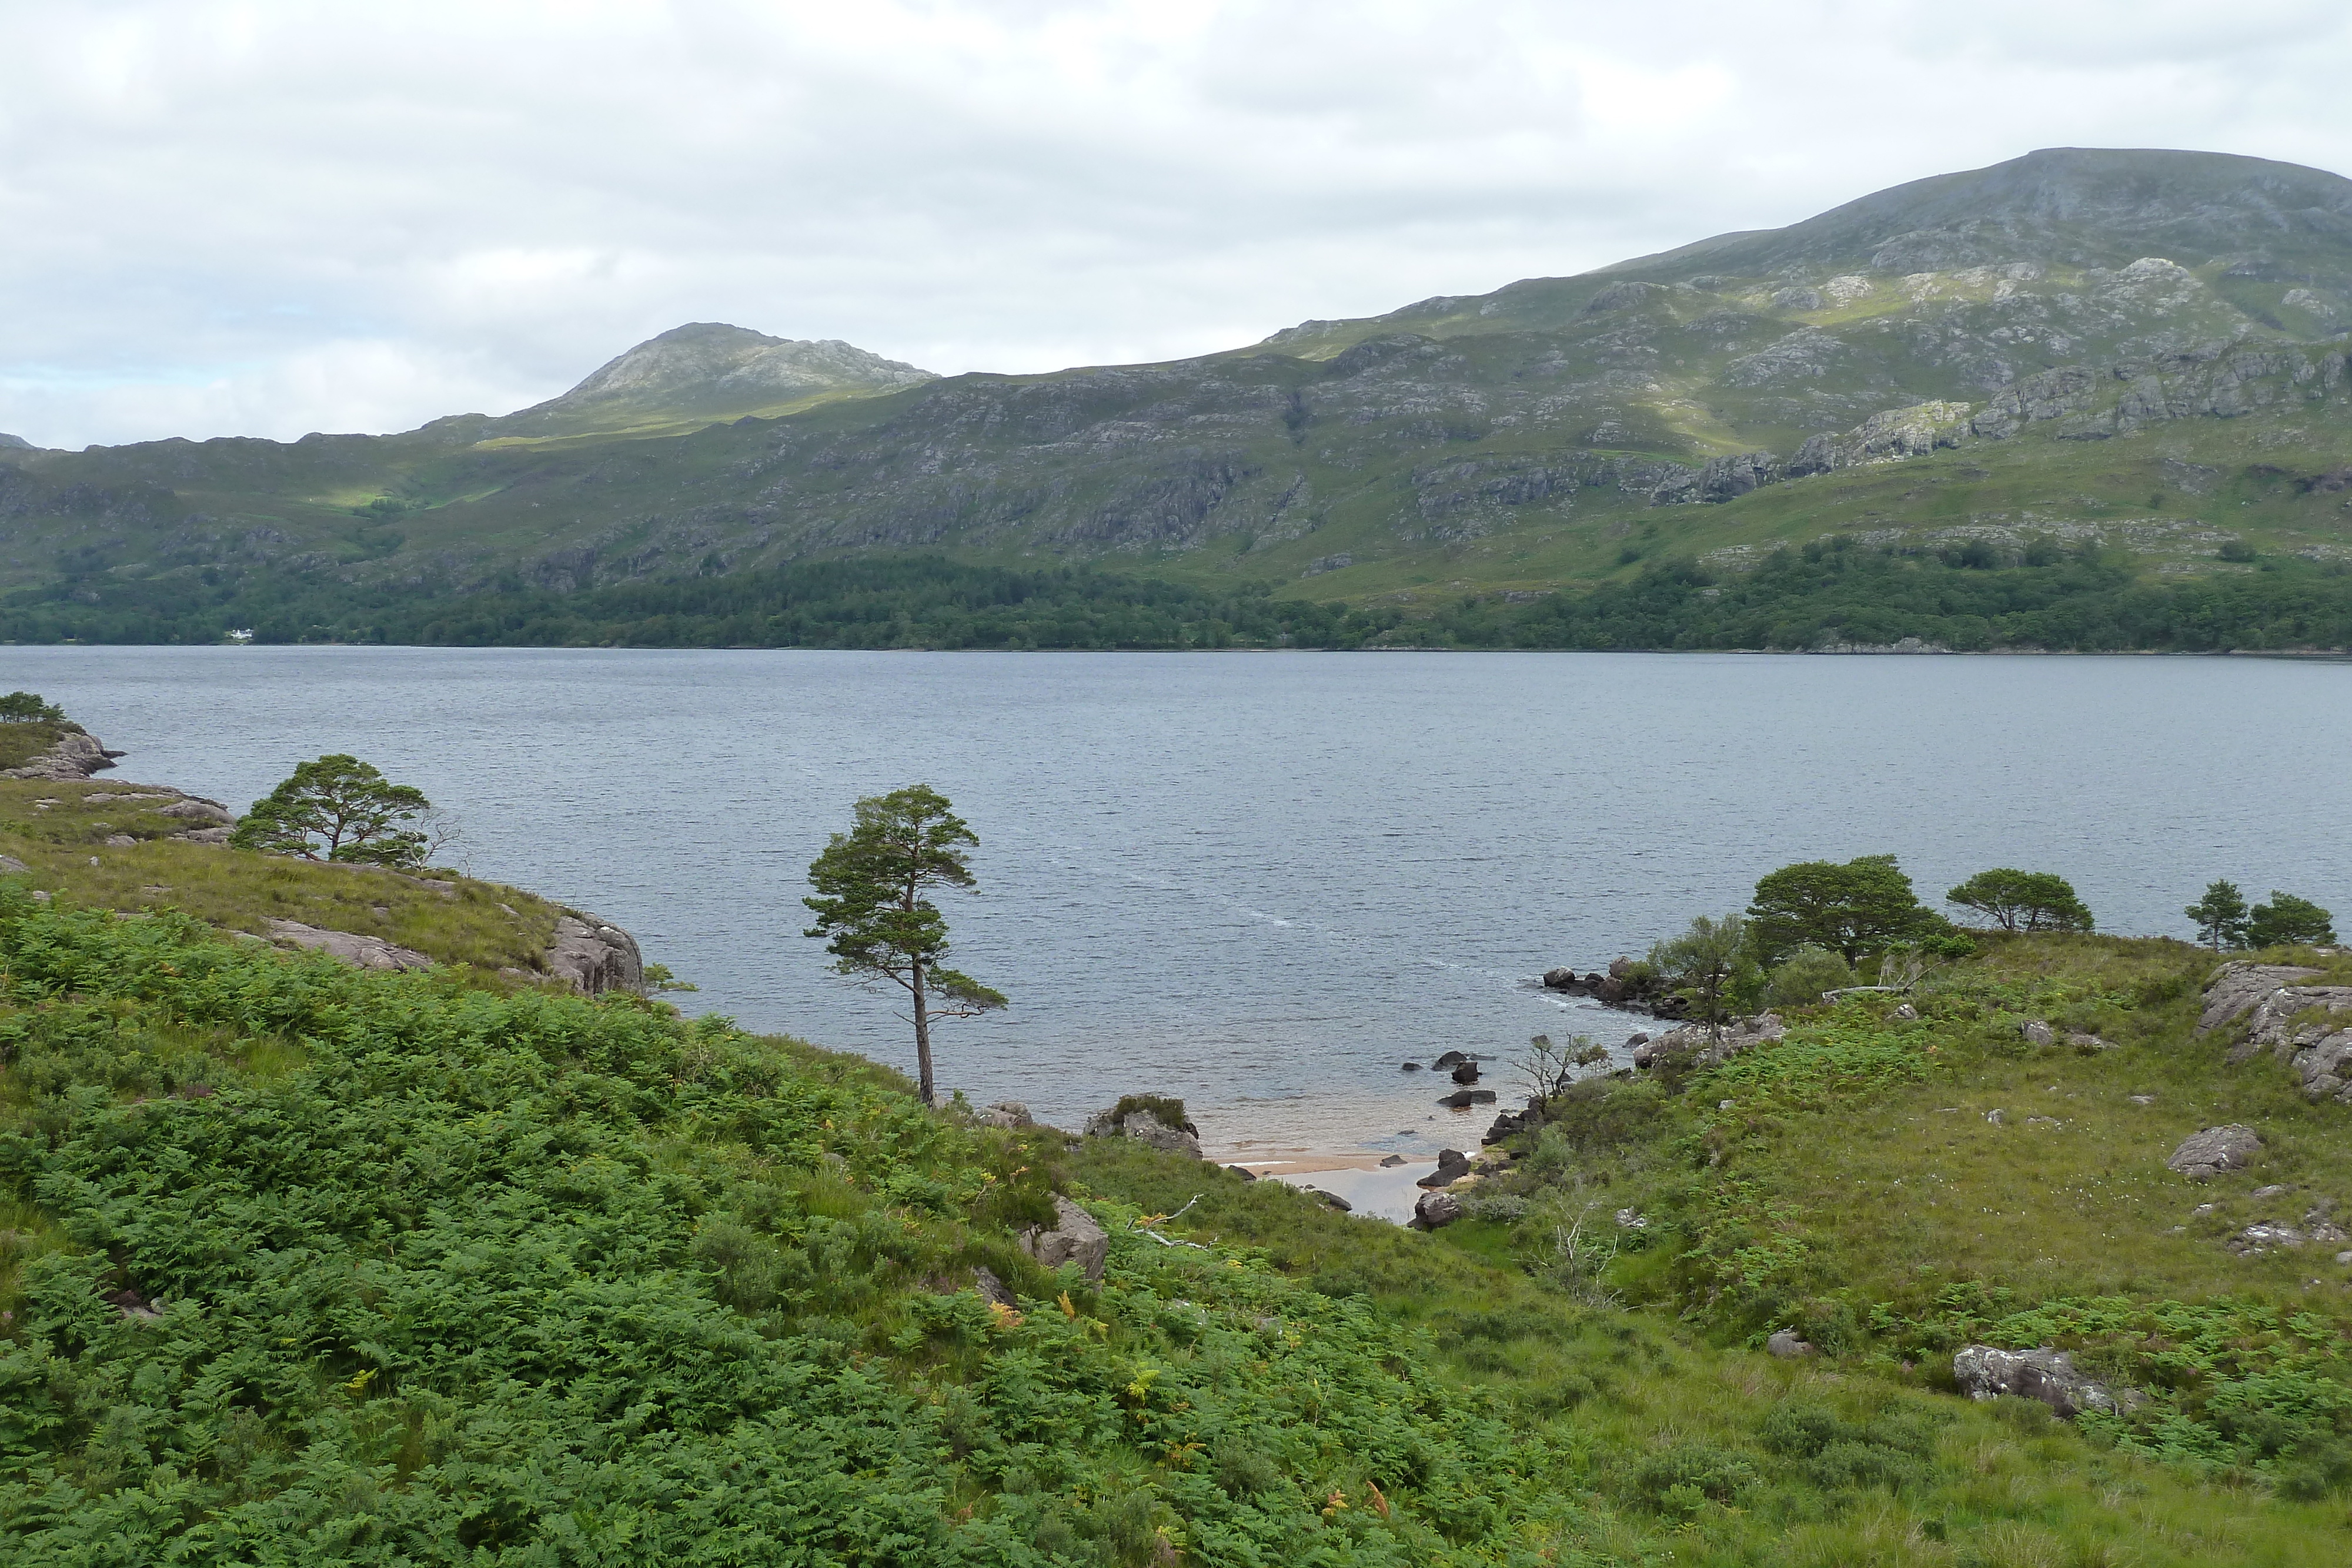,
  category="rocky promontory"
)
[0,725,647,998]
